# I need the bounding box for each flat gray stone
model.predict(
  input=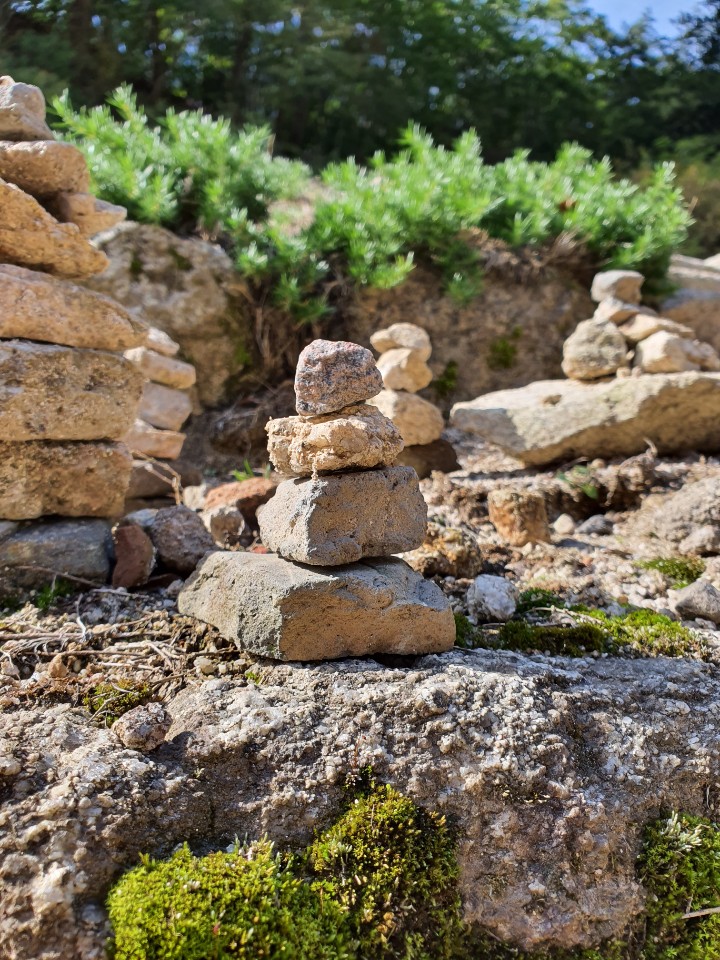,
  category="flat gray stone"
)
[562,319,627,381]
[674,579,720,625]
[294,339,383,416]
[590,270,643,304]
[257,465,427,565]
[0,76,54,141]
[0,518,112,592]
[178,551,455,660]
